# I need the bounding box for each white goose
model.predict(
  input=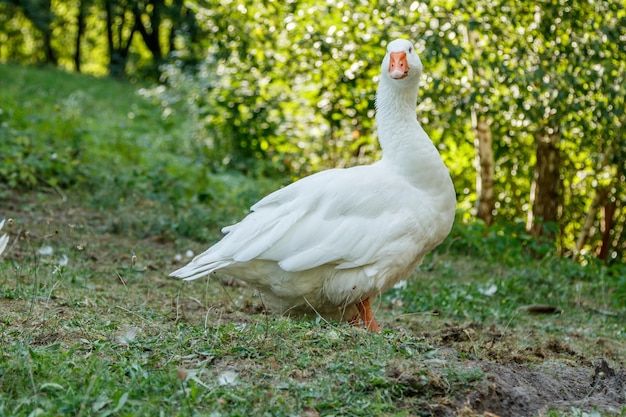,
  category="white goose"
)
[171,39,456,331]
